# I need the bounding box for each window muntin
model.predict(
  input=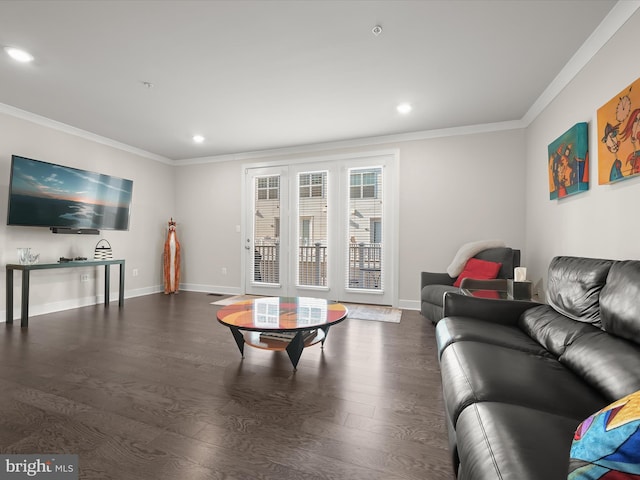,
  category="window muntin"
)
[299,172,325,198]
[258,176,279,200]
[350,170,377,199]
